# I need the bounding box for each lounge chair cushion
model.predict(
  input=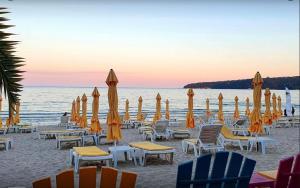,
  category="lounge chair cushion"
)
[57,136,81,140]
[221,126,251,140]
[258,170,277,180]
[183,139,198,144]
[73,146,109,156]
[129,141,174,151]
